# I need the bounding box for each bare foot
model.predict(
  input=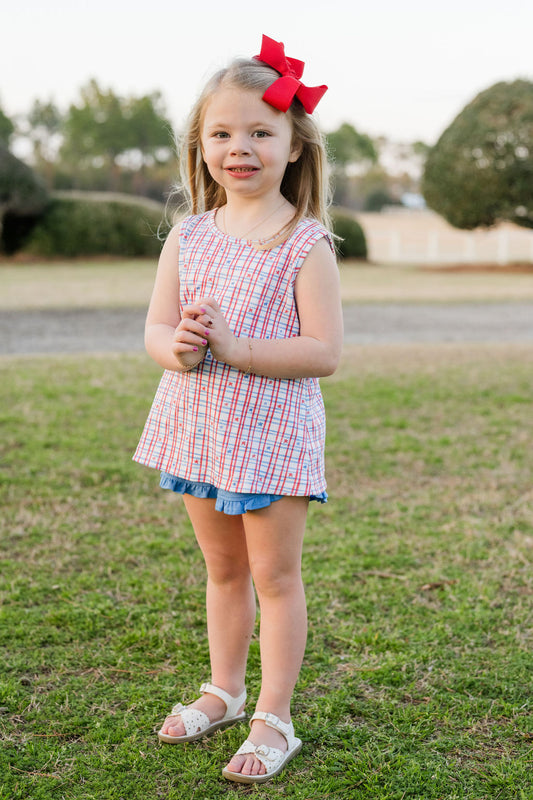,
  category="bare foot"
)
[160,692,244,738]
[225,718,288,777]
